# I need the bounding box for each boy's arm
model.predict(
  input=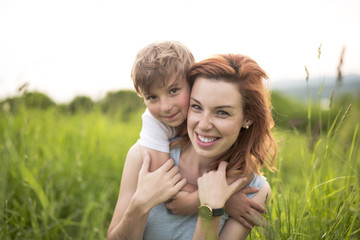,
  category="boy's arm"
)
[142,147,170,172]
[165,183,199,215]
[167,173,266,227]
[165,178,265,222]
[138,109,175,171]
[225,187,266,229]
[218,182,271,240]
